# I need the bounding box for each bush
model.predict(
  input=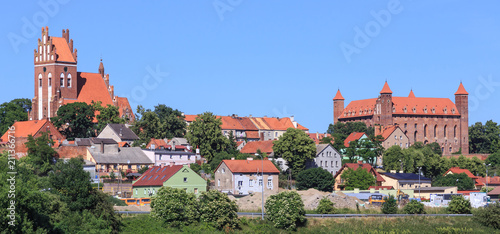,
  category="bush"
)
[447,195,471,214]
[296,168,335,192]
[316,197,336,214]
[265,191,306,231]
[150,187,200,227]
[432,173,475,191]
[381,195,398,214]
[474,202,500,229]
[107,195,127,206]
[403,200,425,214]
[198,190,239,230]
